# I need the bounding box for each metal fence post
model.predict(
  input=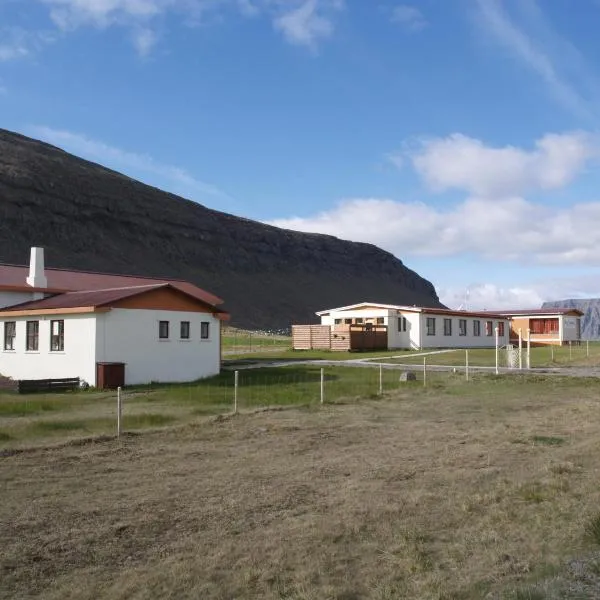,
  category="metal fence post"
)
[587,340,589,358]
[234,370,239,413]
[495,327,499,375]
[465,349,469,381]
[569,340,572,360]
[320,368,324,404]
[518,328,523,370]
[379,363,383,395]
[423,357,427,387]
[527,328,531,369]
[117,386,122,438]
